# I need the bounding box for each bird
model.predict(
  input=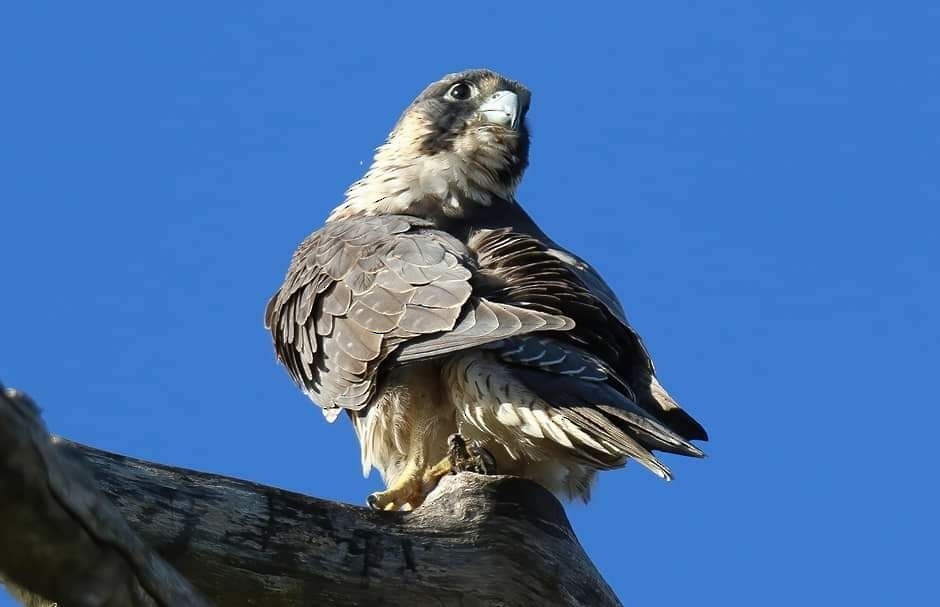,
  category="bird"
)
[265,69,707,511]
